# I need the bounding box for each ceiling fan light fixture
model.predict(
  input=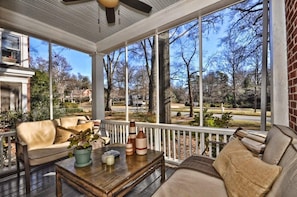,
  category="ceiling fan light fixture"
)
[97,0,119,8]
